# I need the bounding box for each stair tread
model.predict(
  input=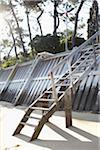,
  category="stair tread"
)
[39,98,55,101]
[30,106,50,111]
[55,83,69,87]
[72,73,83,77]
[20,122,37,127]
[25,115,41,120]
[45,91,65,94]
